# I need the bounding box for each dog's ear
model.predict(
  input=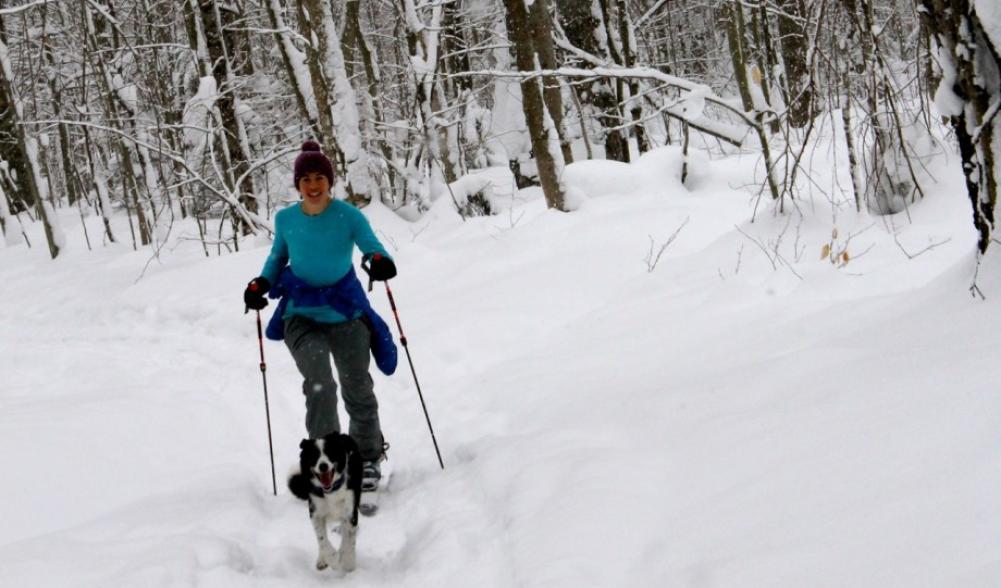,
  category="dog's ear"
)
[298,439,319,472]
[288,472,313,501]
